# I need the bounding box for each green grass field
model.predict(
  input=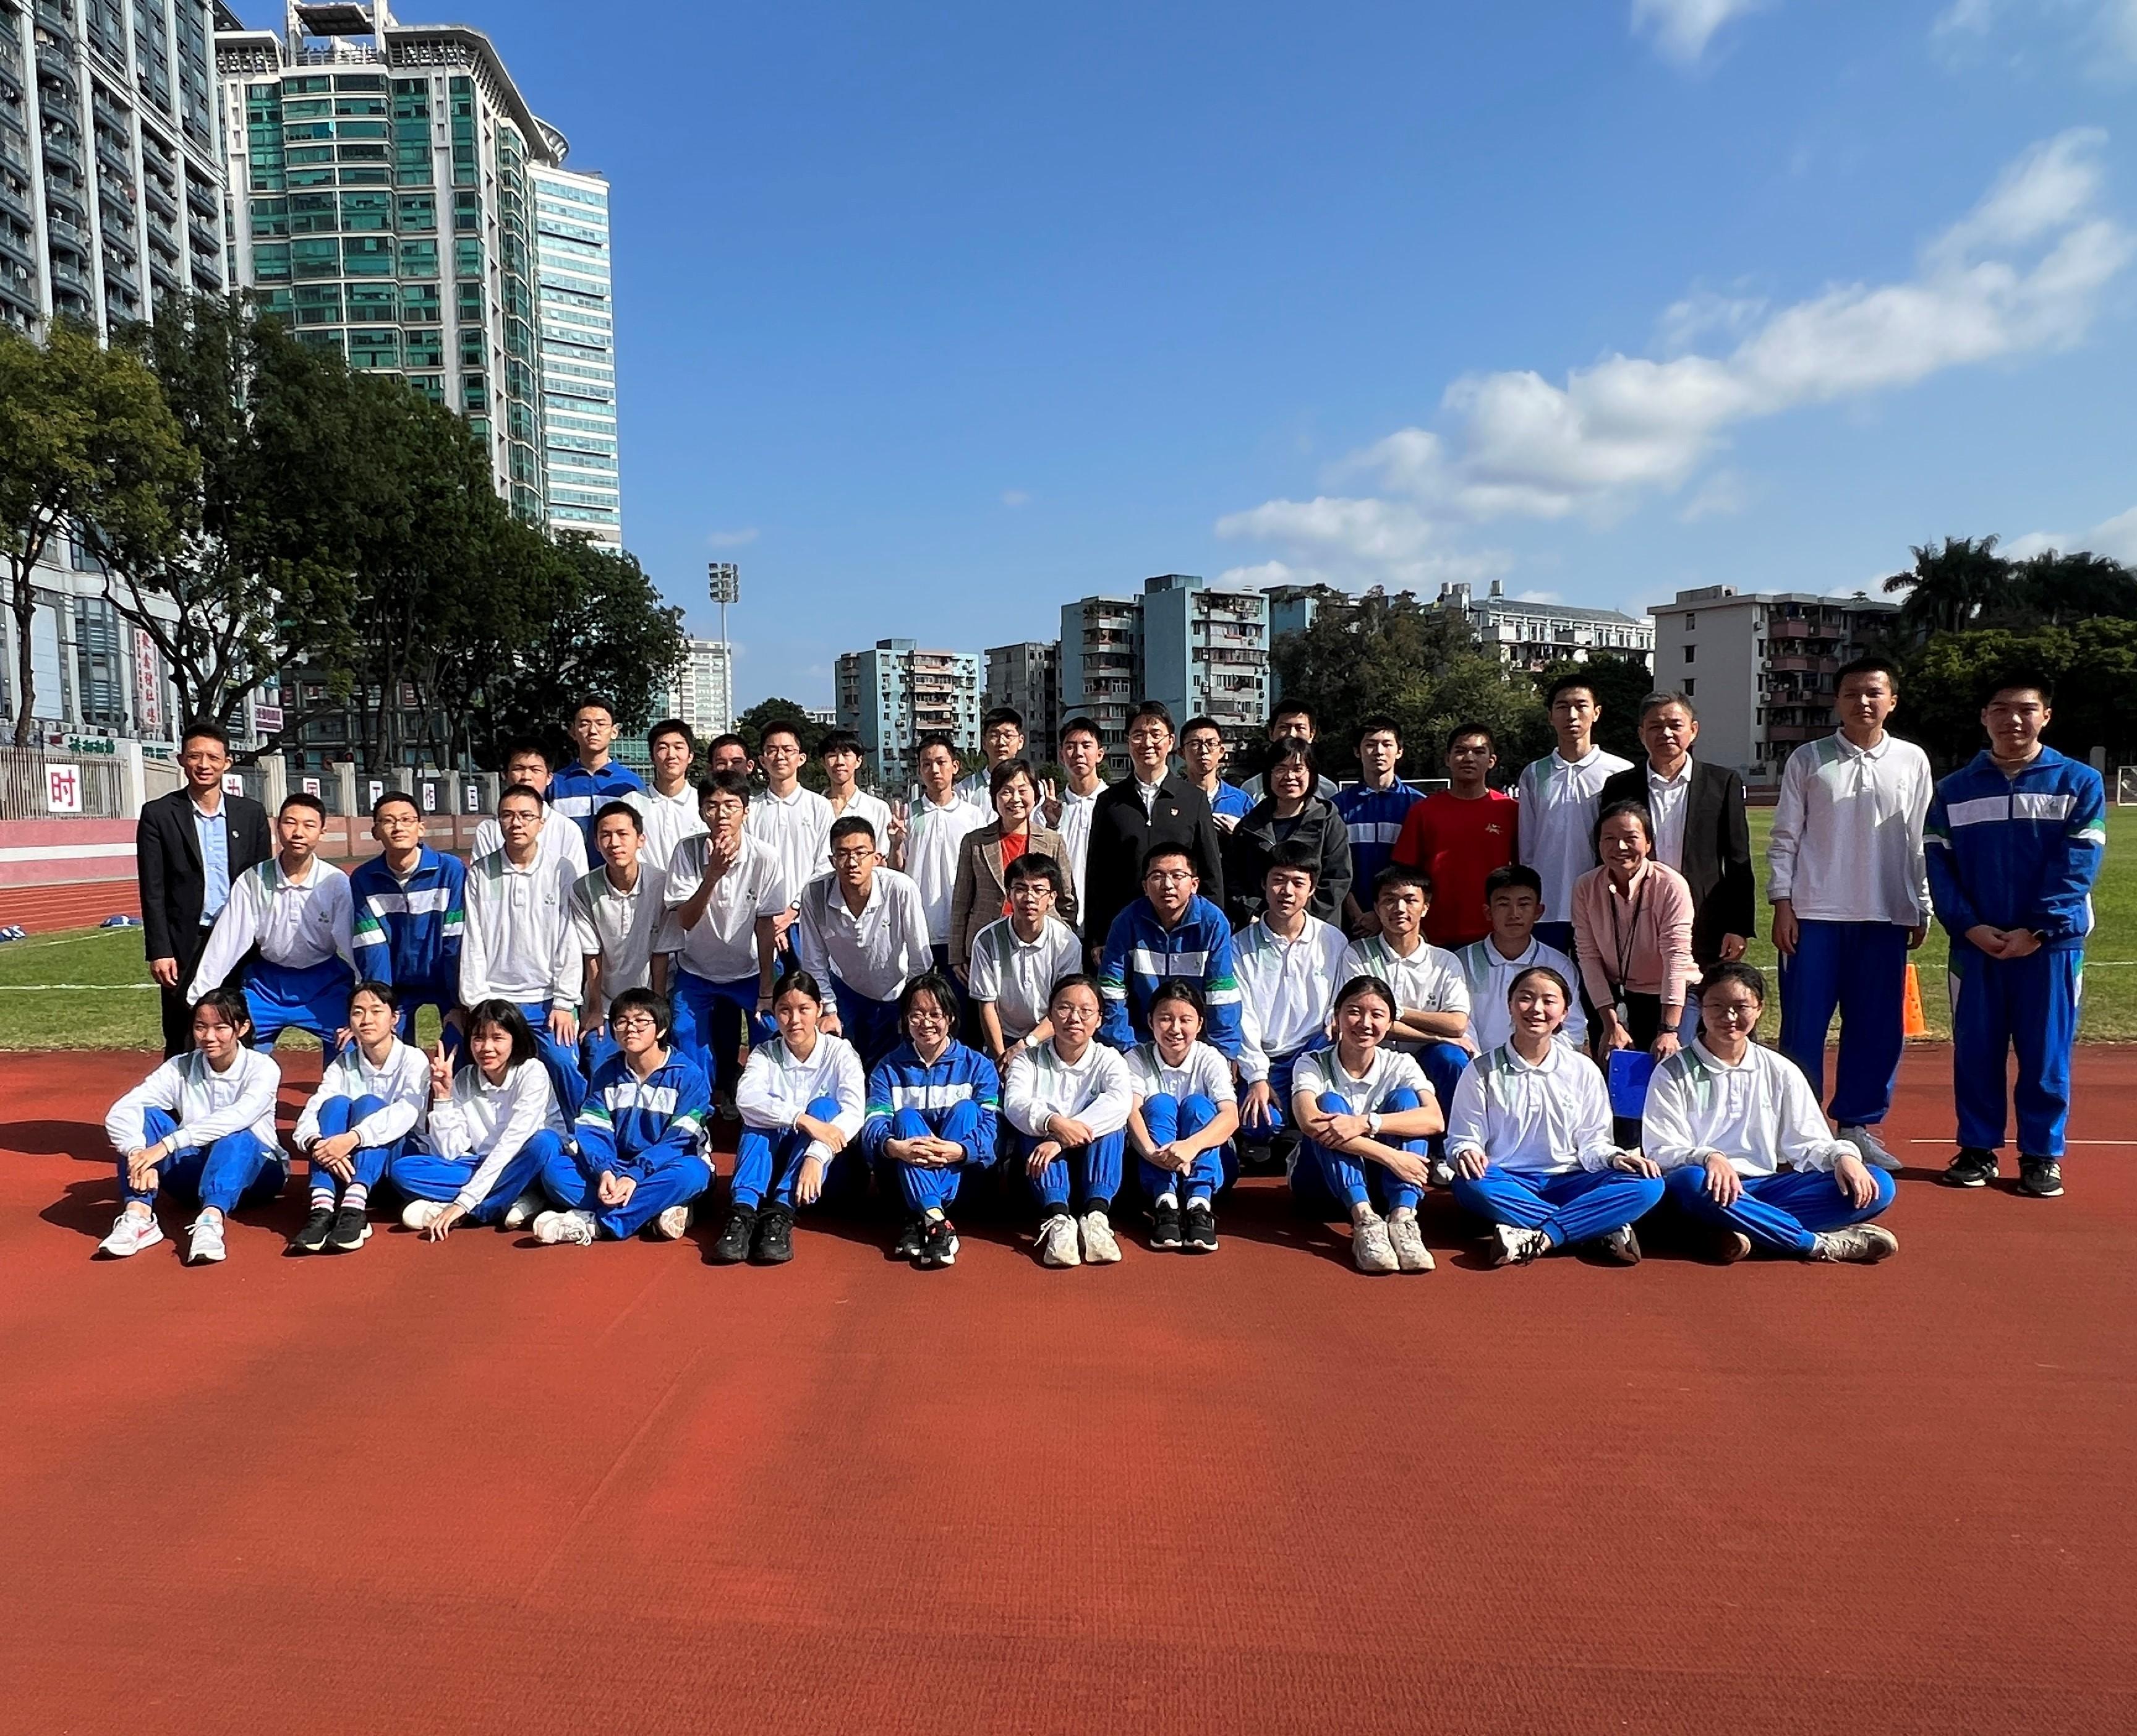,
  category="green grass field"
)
[4,809,2134,1049]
